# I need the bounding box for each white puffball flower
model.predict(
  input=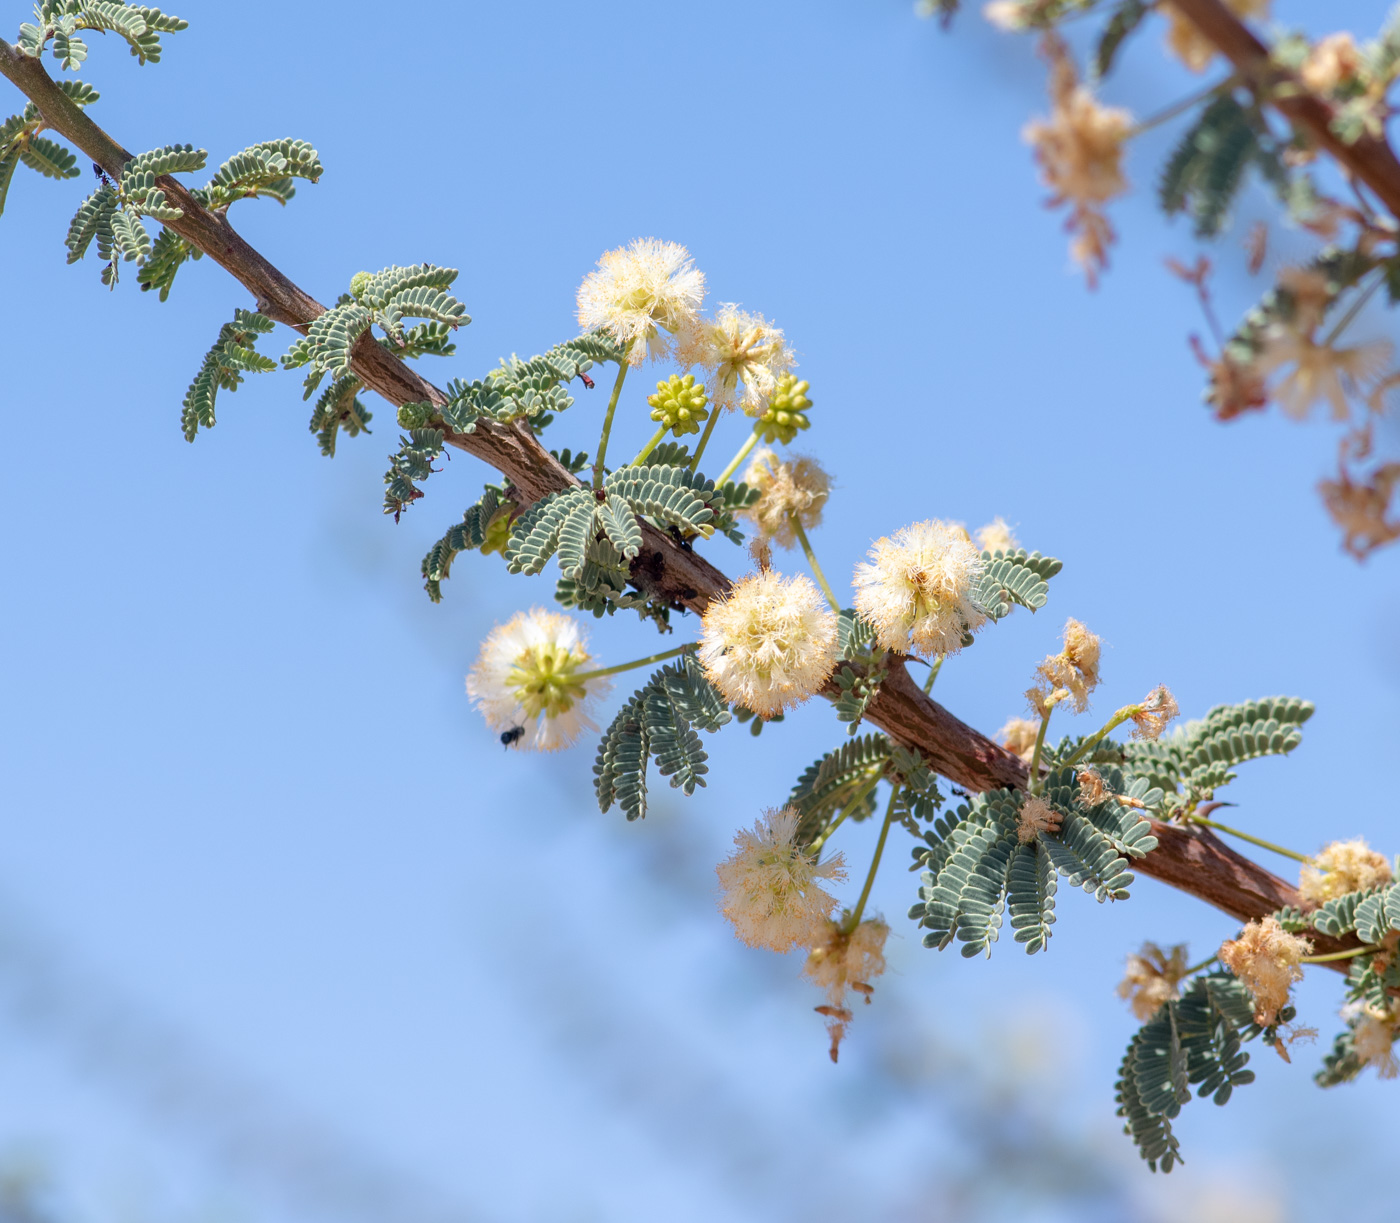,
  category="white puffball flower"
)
[676,303,795,415]
[717,806,845,952]
[575,238,705,366]
[466,607,609,751]
[852,519,988,657]
[698,570,838,718]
